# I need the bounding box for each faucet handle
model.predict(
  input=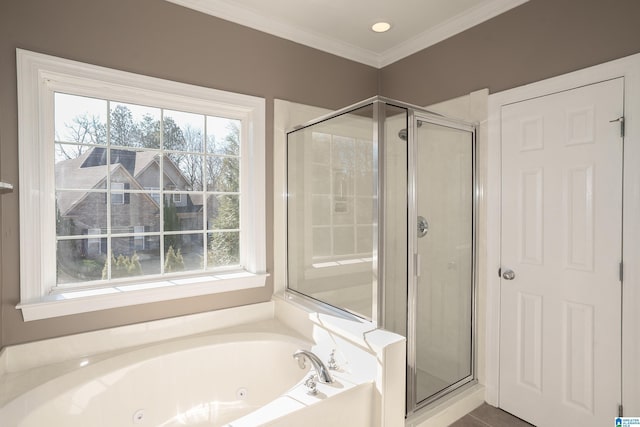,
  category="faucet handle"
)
[304,374,318,395]
[327,349,339,370]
